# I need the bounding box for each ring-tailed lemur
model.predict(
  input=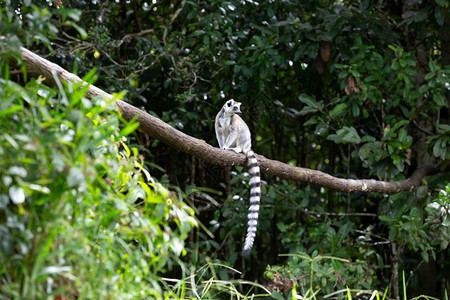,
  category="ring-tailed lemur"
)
[215,99,261,256]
